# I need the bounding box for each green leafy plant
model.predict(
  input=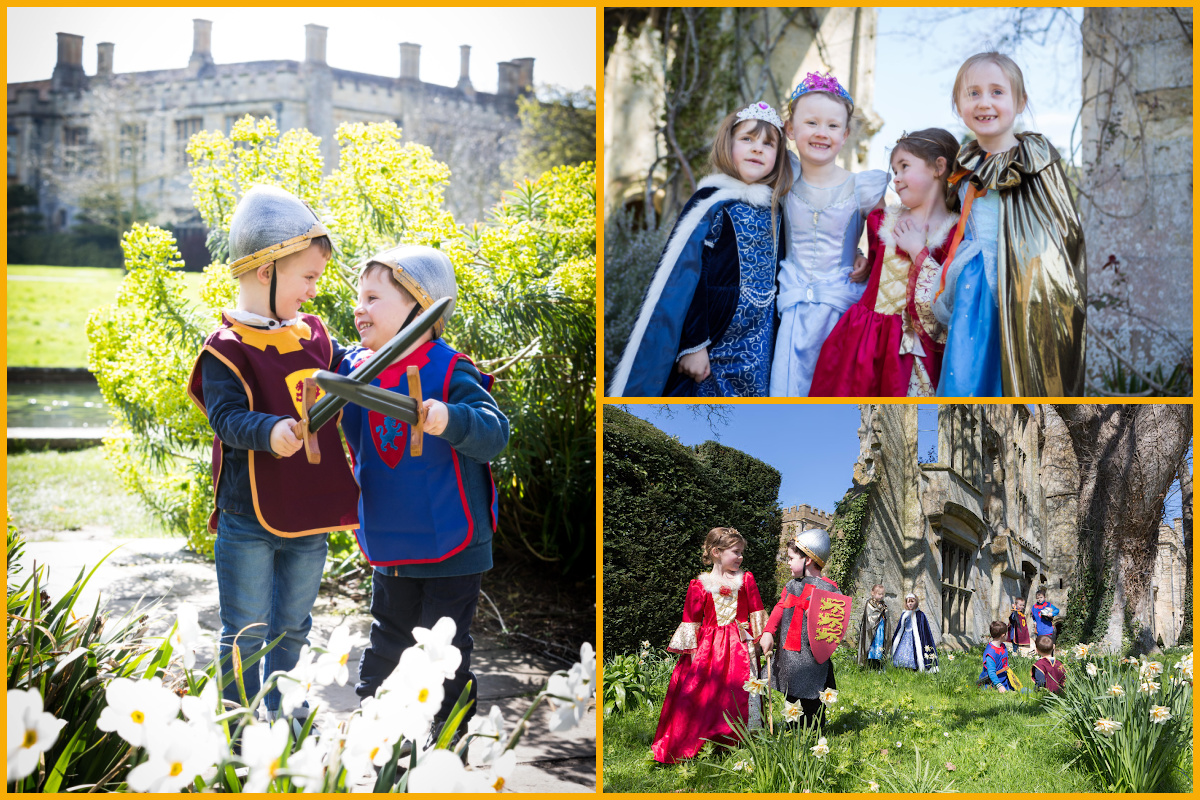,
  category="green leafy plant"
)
[719,709,831,793]
[872,745,958,793]
[603,645,656,716]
